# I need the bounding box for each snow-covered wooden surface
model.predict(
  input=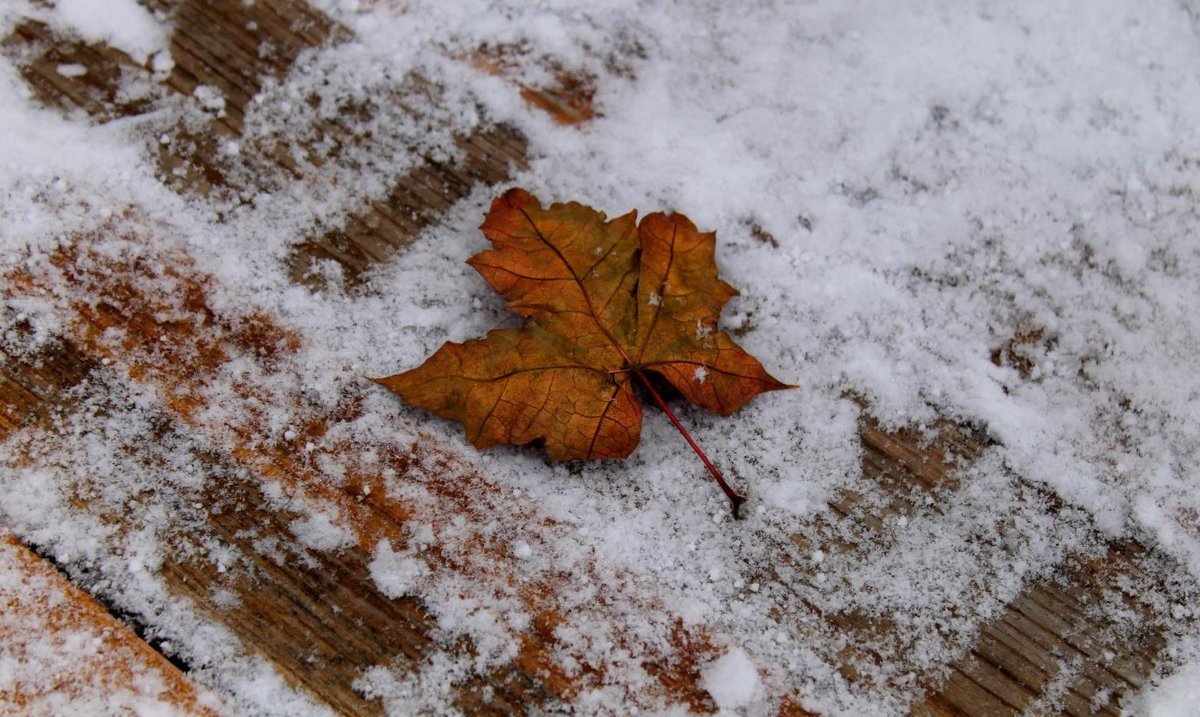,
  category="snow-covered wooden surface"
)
[2,1,1198,715]
[0,529,224,714]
